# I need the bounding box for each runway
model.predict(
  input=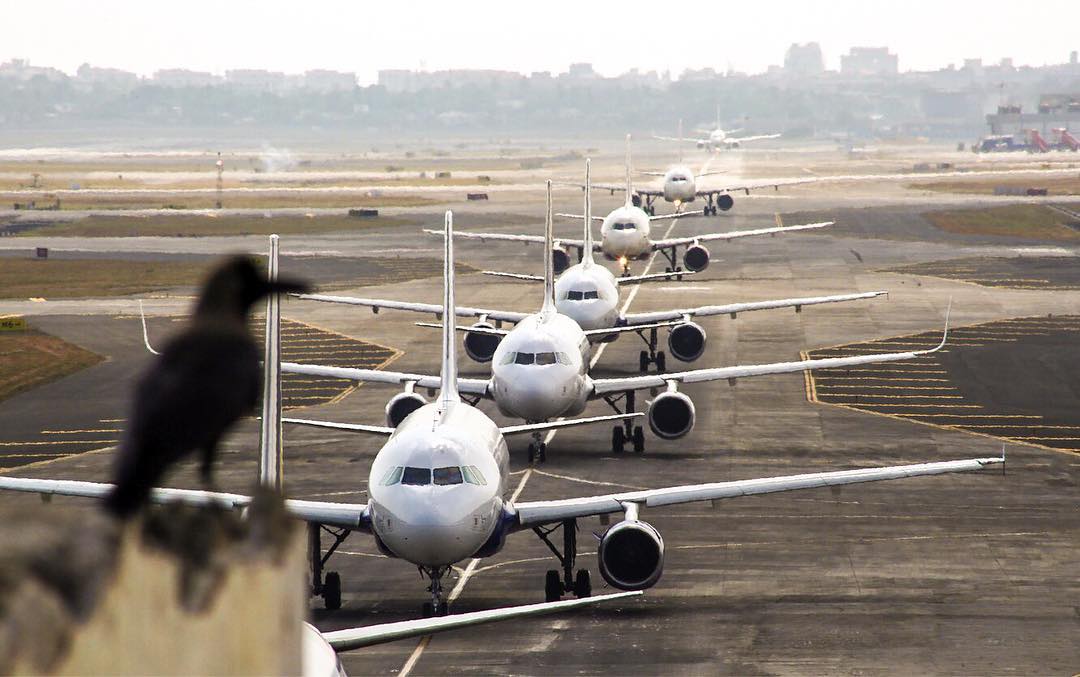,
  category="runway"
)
[0,186,1076,674]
